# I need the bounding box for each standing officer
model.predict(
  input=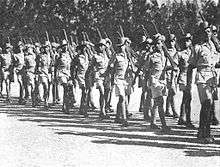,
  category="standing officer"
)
[187,22,220,143]
[0,43,13,103]
[165,34,179,118]
[177,33,195,128]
